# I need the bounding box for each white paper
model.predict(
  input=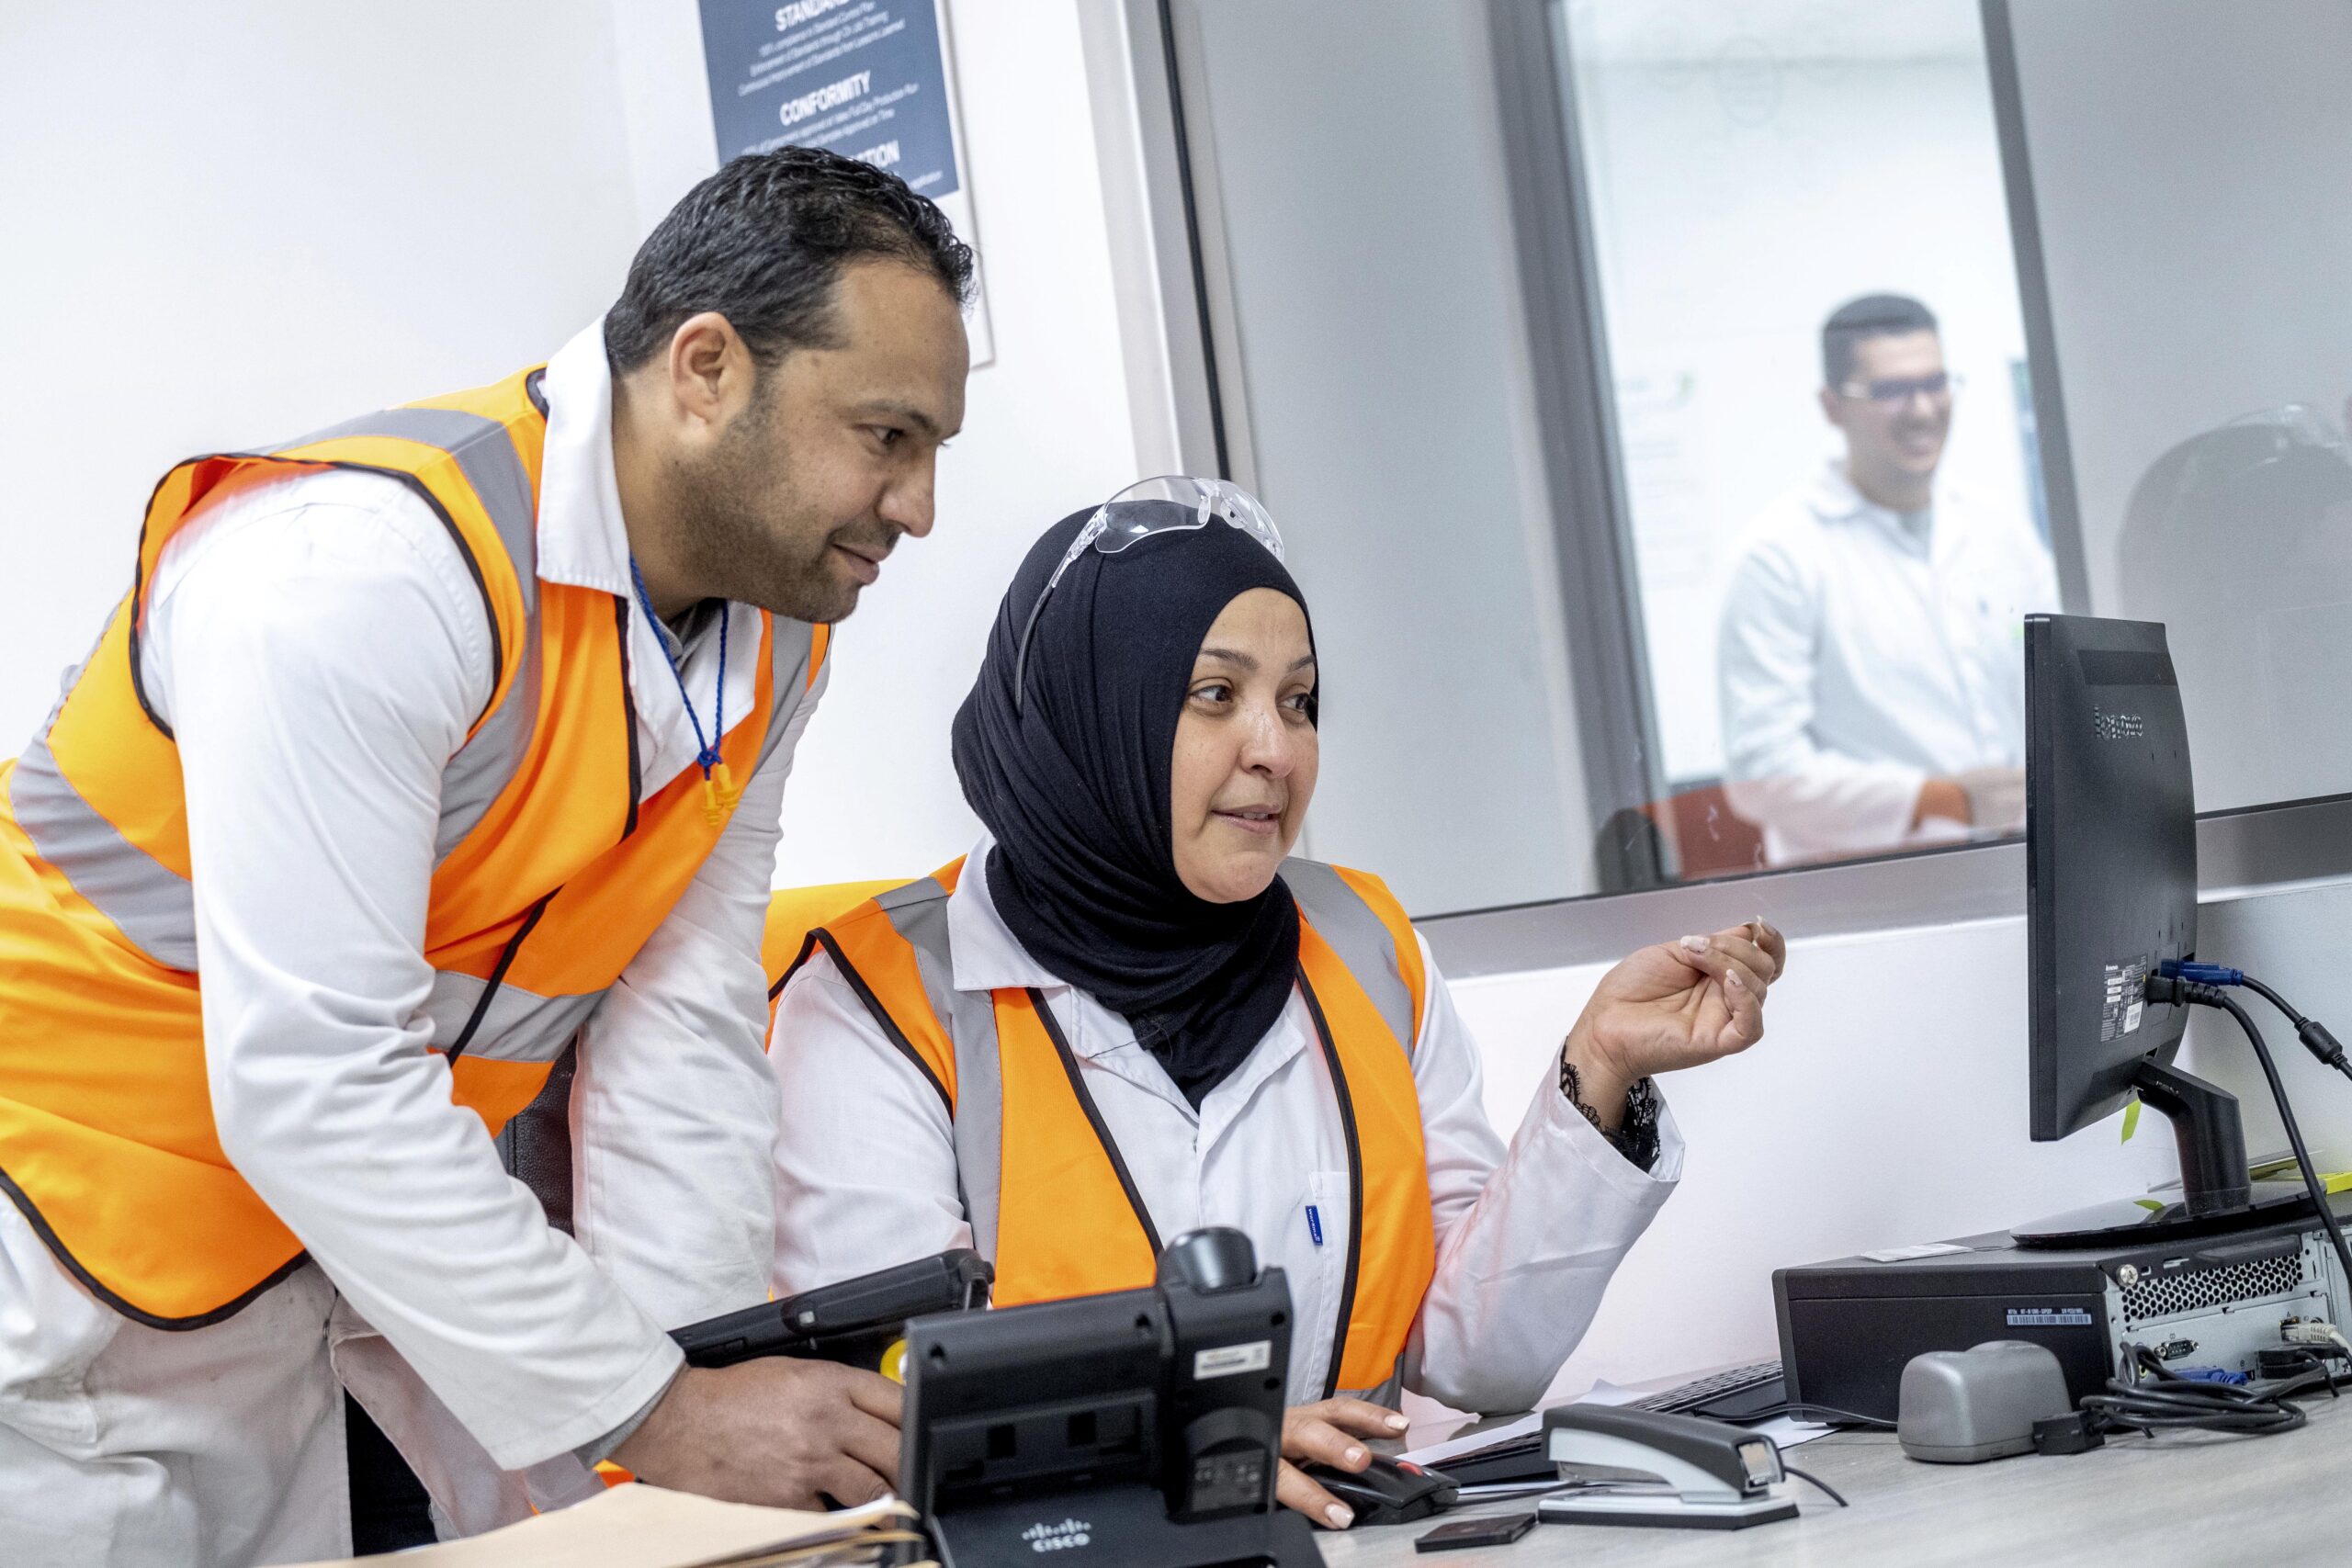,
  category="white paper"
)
[1579,1380,1660,1406]
[1748,1415,1838,1449]
[1862,1242,1975,1263]
[1401,1409,1543,1470]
